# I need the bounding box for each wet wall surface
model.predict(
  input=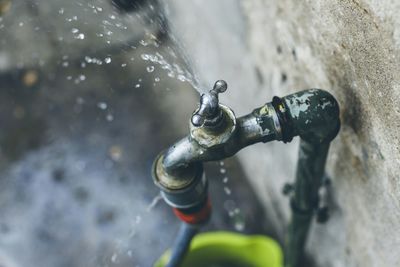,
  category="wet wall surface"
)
[0,1,271,267]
